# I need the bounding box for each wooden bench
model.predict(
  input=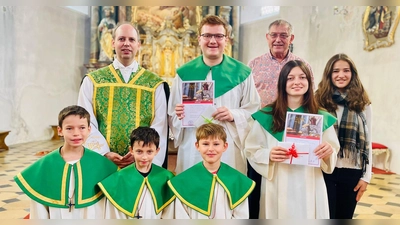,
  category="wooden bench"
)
[0,130,10,150]
[50,125,61,140]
